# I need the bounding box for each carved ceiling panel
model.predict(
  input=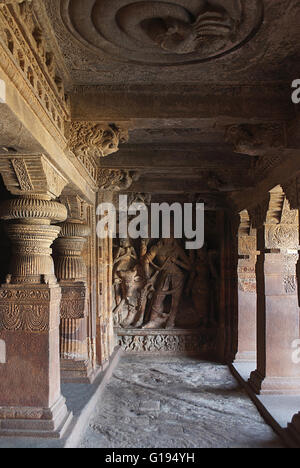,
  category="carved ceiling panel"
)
[61,0,264,66]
